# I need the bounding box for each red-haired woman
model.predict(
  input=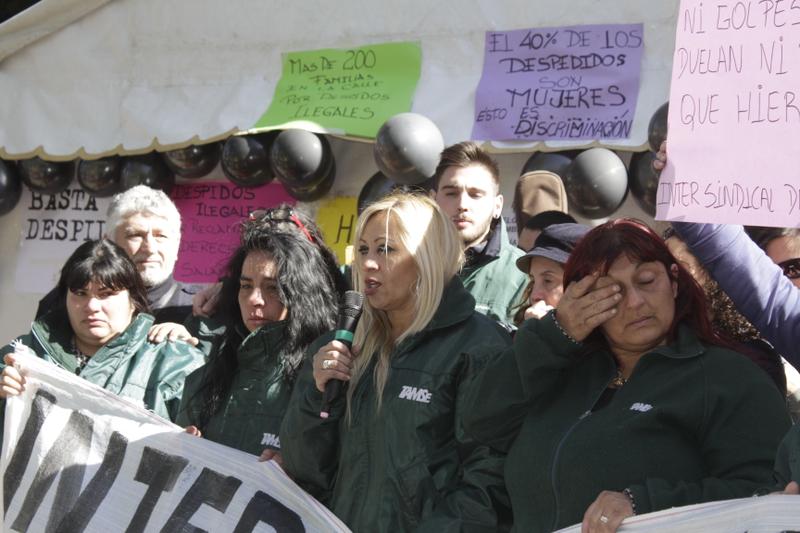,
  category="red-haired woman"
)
[465,218,791,532]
